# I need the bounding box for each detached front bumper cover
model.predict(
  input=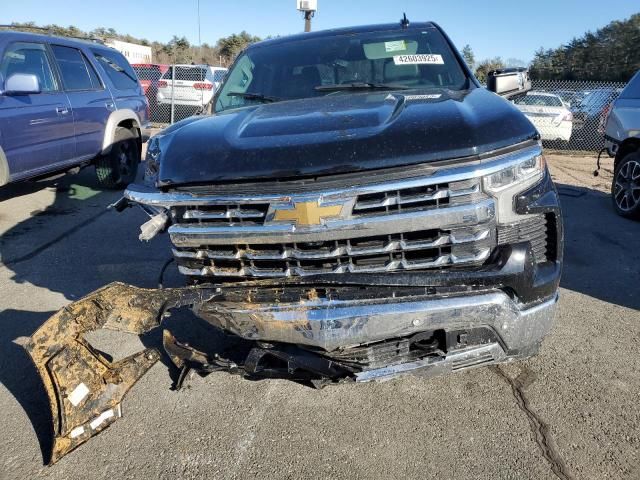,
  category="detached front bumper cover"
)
[25,283,217,465]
